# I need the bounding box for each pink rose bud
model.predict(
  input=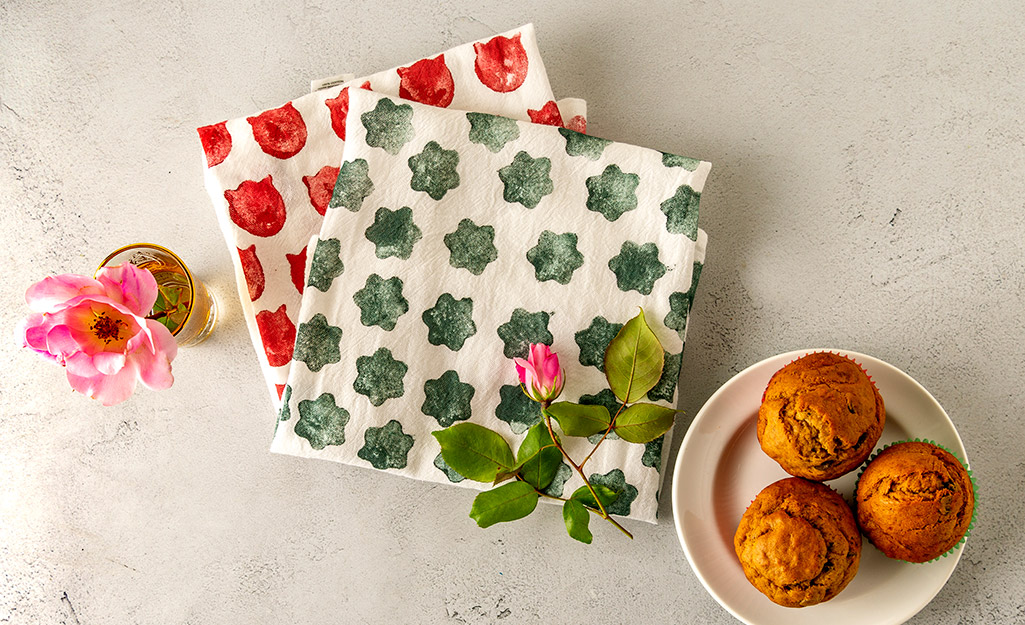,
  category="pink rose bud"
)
[513,343,565,403]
